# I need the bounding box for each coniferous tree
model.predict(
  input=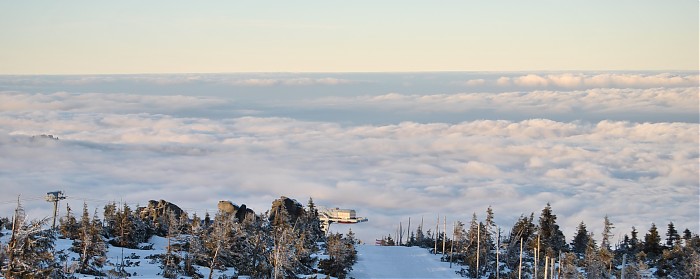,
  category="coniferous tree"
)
[571,221,590,257]
[111,203,136,248]
[584,232,604,278]
[238,212,272,278]
[72,204,107,276]
[601,215,614,250]
[643,223,663,260]
[482,206,497,275]
[537,203,568,257]
[415,221,426,248]
[103,202,117,238]
[560,252,581,278]
[58,203,79,240]
[161,210,183,278]
[461,213,489,277]
[598,216,614,276]
[682,228,693,245]
[385,235,395,246]
[305,197,324,242]
[4,200,62,278]
[665,222,680,247]
[506,213,535,271]
[185,213,206,278]
[204,210,239,279]
[319,232,357,279]
[629,226,641,256]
